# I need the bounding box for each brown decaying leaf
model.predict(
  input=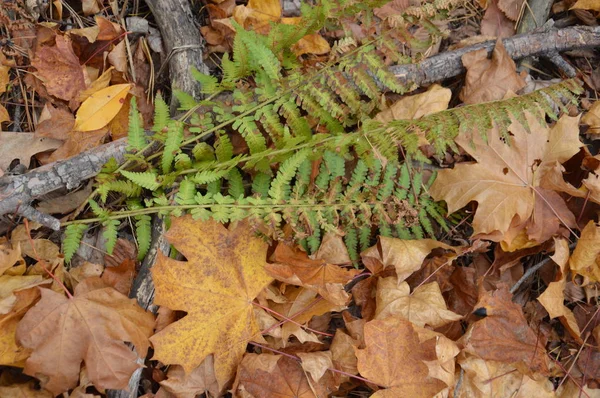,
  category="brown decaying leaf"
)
[150,216,273,390]
[480,0,515,38]
[31,35,86,101]
[232,353,335,397]
[0,132,62,172]
[375,277,462,328]
[267,241,360,306]
[355,316,447,397]
[375,84,452,124]
[0,381,53,398]
[430,112,582,247]
[460,40,526,104]
[159,357,220,398]
[459,287,549,375]
[537,278,581,341]
[15,278,154,395]
[0,288,39,367]
[498,0,524,20]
